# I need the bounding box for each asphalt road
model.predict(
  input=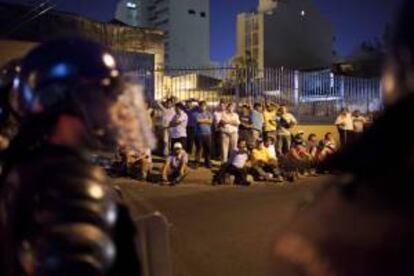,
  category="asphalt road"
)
[113,169,327,276]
